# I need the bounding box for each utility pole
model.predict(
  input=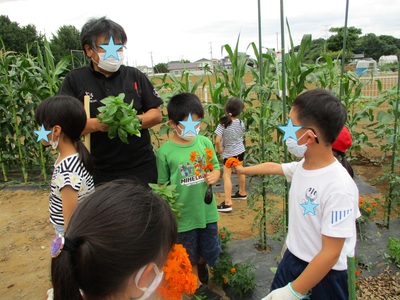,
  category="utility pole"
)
[209,42,213,70]
[150,52,154,77]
